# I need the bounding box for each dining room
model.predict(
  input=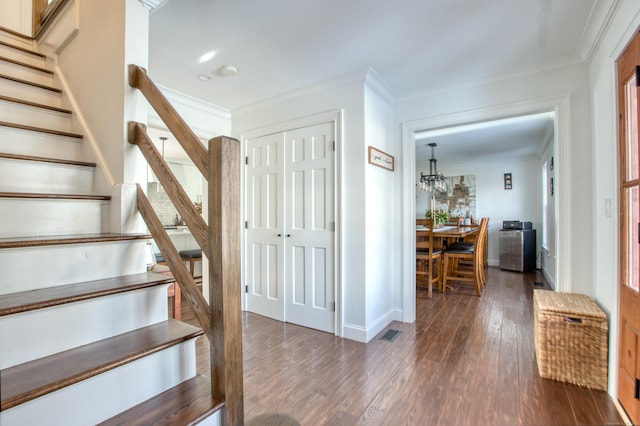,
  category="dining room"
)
[413,112,556,291]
